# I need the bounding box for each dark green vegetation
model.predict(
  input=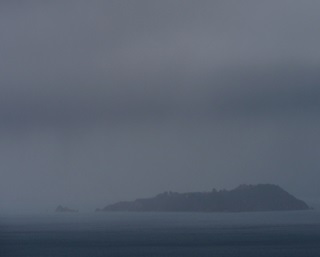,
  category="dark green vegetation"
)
[98,184,309,212]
